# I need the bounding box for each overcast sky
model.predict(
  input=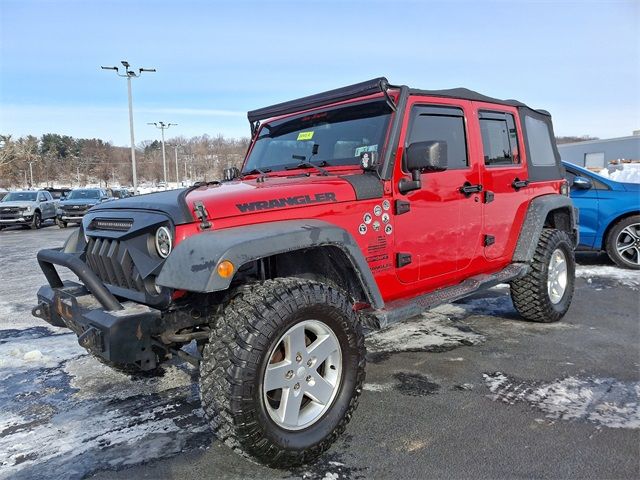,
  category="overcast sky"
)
[1,0,638,146]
